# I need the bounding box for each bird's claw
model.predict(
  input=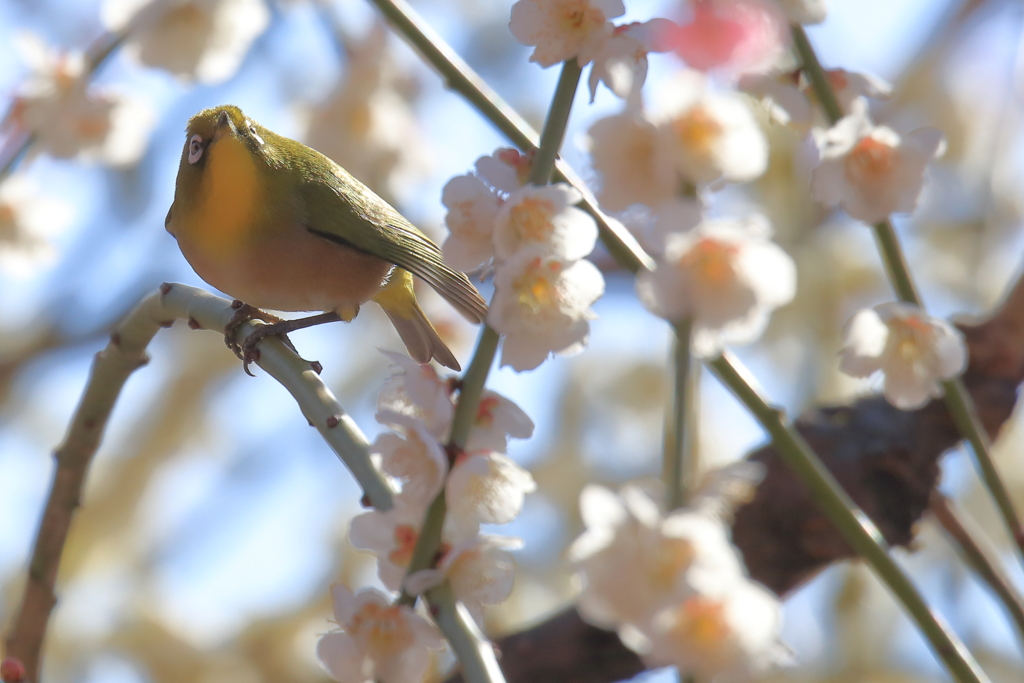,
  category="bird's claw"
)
[223,303,298,375]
